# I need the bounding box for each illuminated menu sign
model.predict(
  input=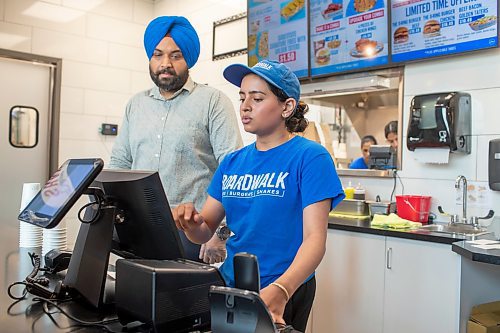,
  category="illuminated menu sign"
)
[247,0,309,78]
[391,0,498,62]
[309,0,389,76]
